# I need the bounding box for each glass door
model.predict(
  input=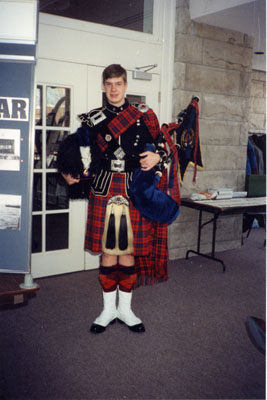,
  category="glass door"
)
[31,59,99,278]
[32,84,70,254]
